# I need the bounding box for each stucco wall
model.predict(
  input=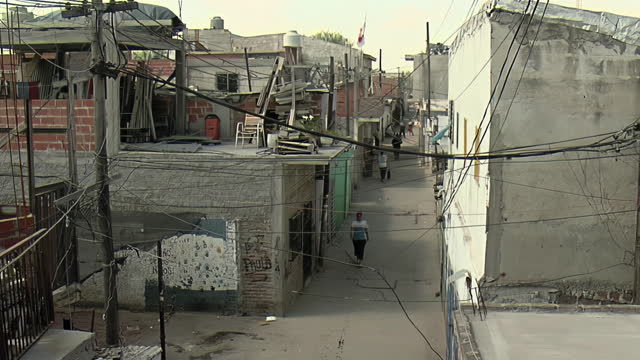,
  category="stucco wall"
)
[445,13,493,300]
[486,12,640,289]
[412,54,449,101]
[187,55,276,93]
